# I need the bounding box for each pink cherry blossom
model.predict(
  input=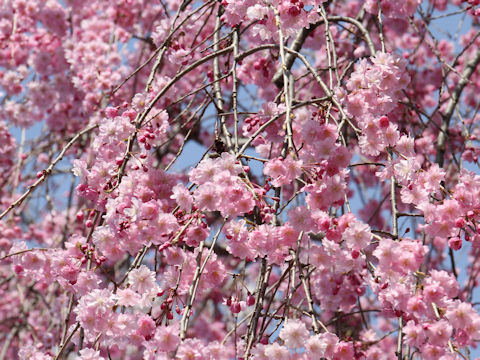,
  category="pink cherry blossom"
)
[1,0,480,358]
[279,319,309,349]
